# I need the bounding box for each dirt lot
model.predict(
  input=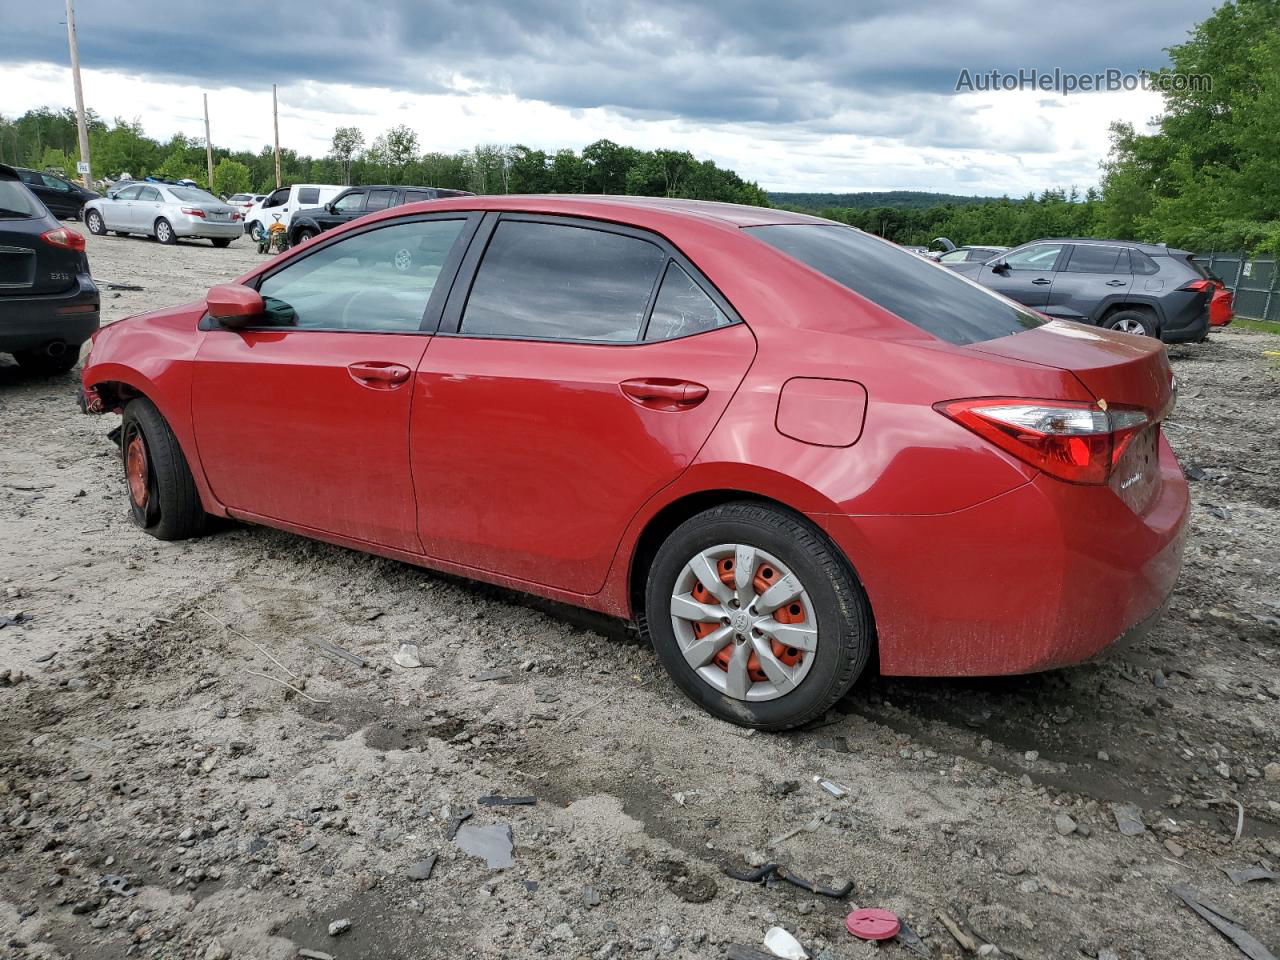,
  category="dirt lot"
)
[1,229,1278,960]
